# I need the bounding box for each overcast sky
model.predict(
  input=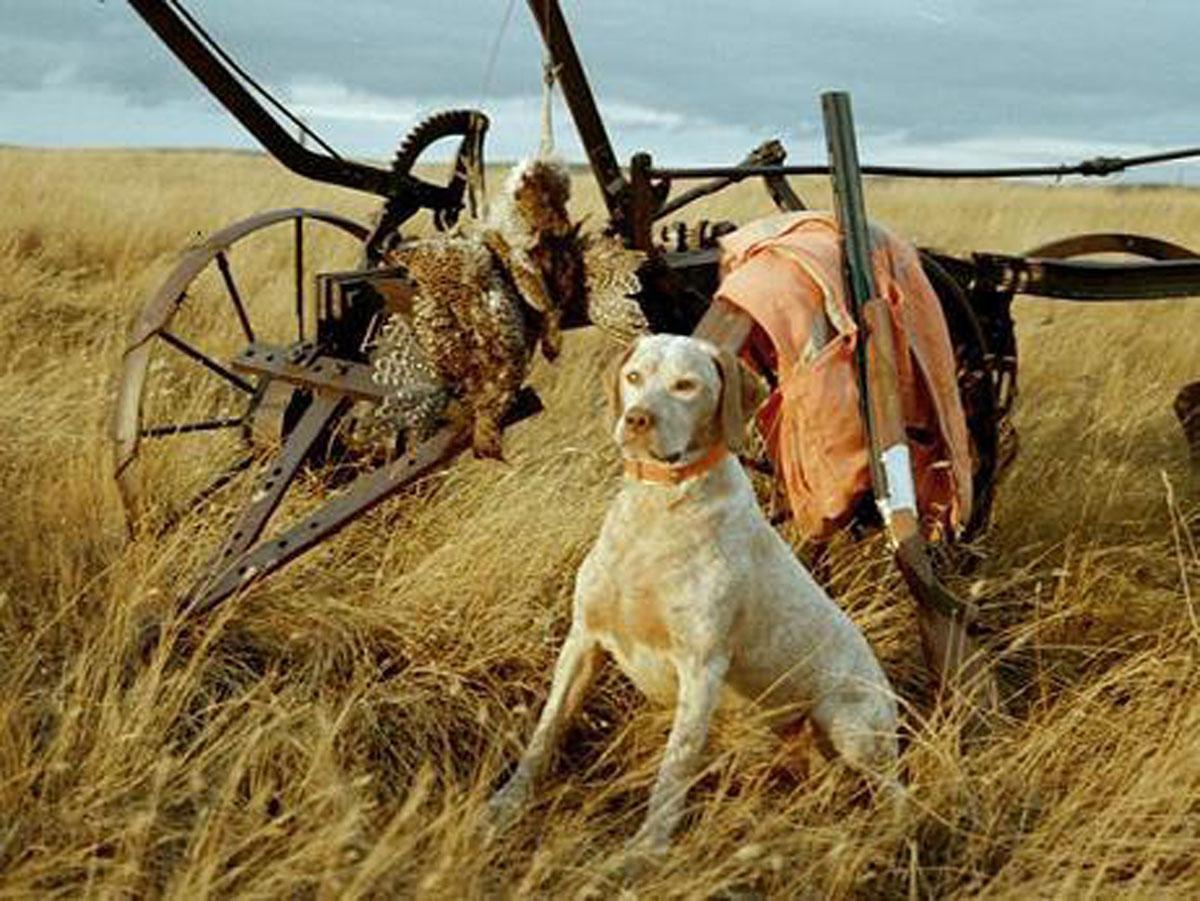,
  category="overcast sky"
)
[3,1,1199,182]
